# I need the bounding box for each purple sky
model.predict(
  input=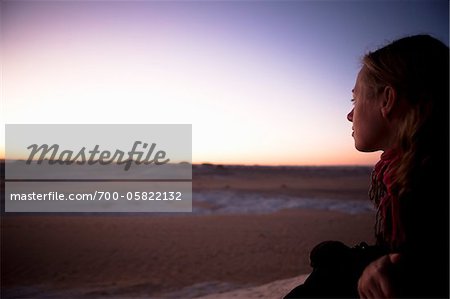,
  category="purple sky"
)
[1,0,448,165]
